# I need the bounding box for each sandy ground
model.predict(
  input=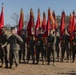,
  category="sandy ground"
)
[0,61,76,75]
